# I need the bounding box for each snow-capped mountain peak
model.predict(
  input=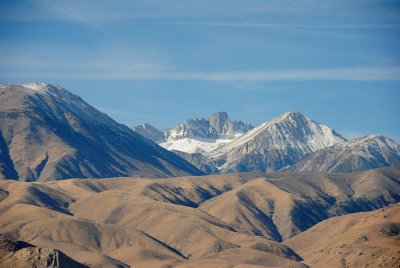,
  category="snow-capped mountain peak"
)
[208,112,346,172]
[290,135,400,172]
[0,83,203,181]
[20,82,49,91]
[16,82,66,95]
[0,82,49,93]
[212,112,344,156]
[134,112,254,154]
[0,83,85,106]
